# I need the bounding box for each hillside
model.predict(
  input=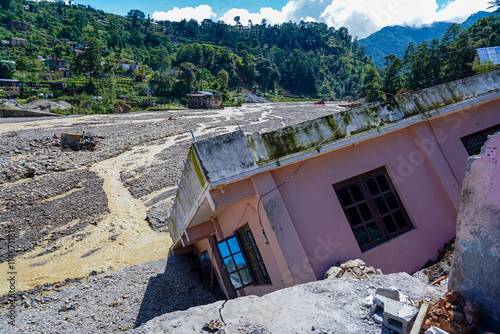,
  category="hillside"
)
[0,0,374,110]
[361,11,493,67]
